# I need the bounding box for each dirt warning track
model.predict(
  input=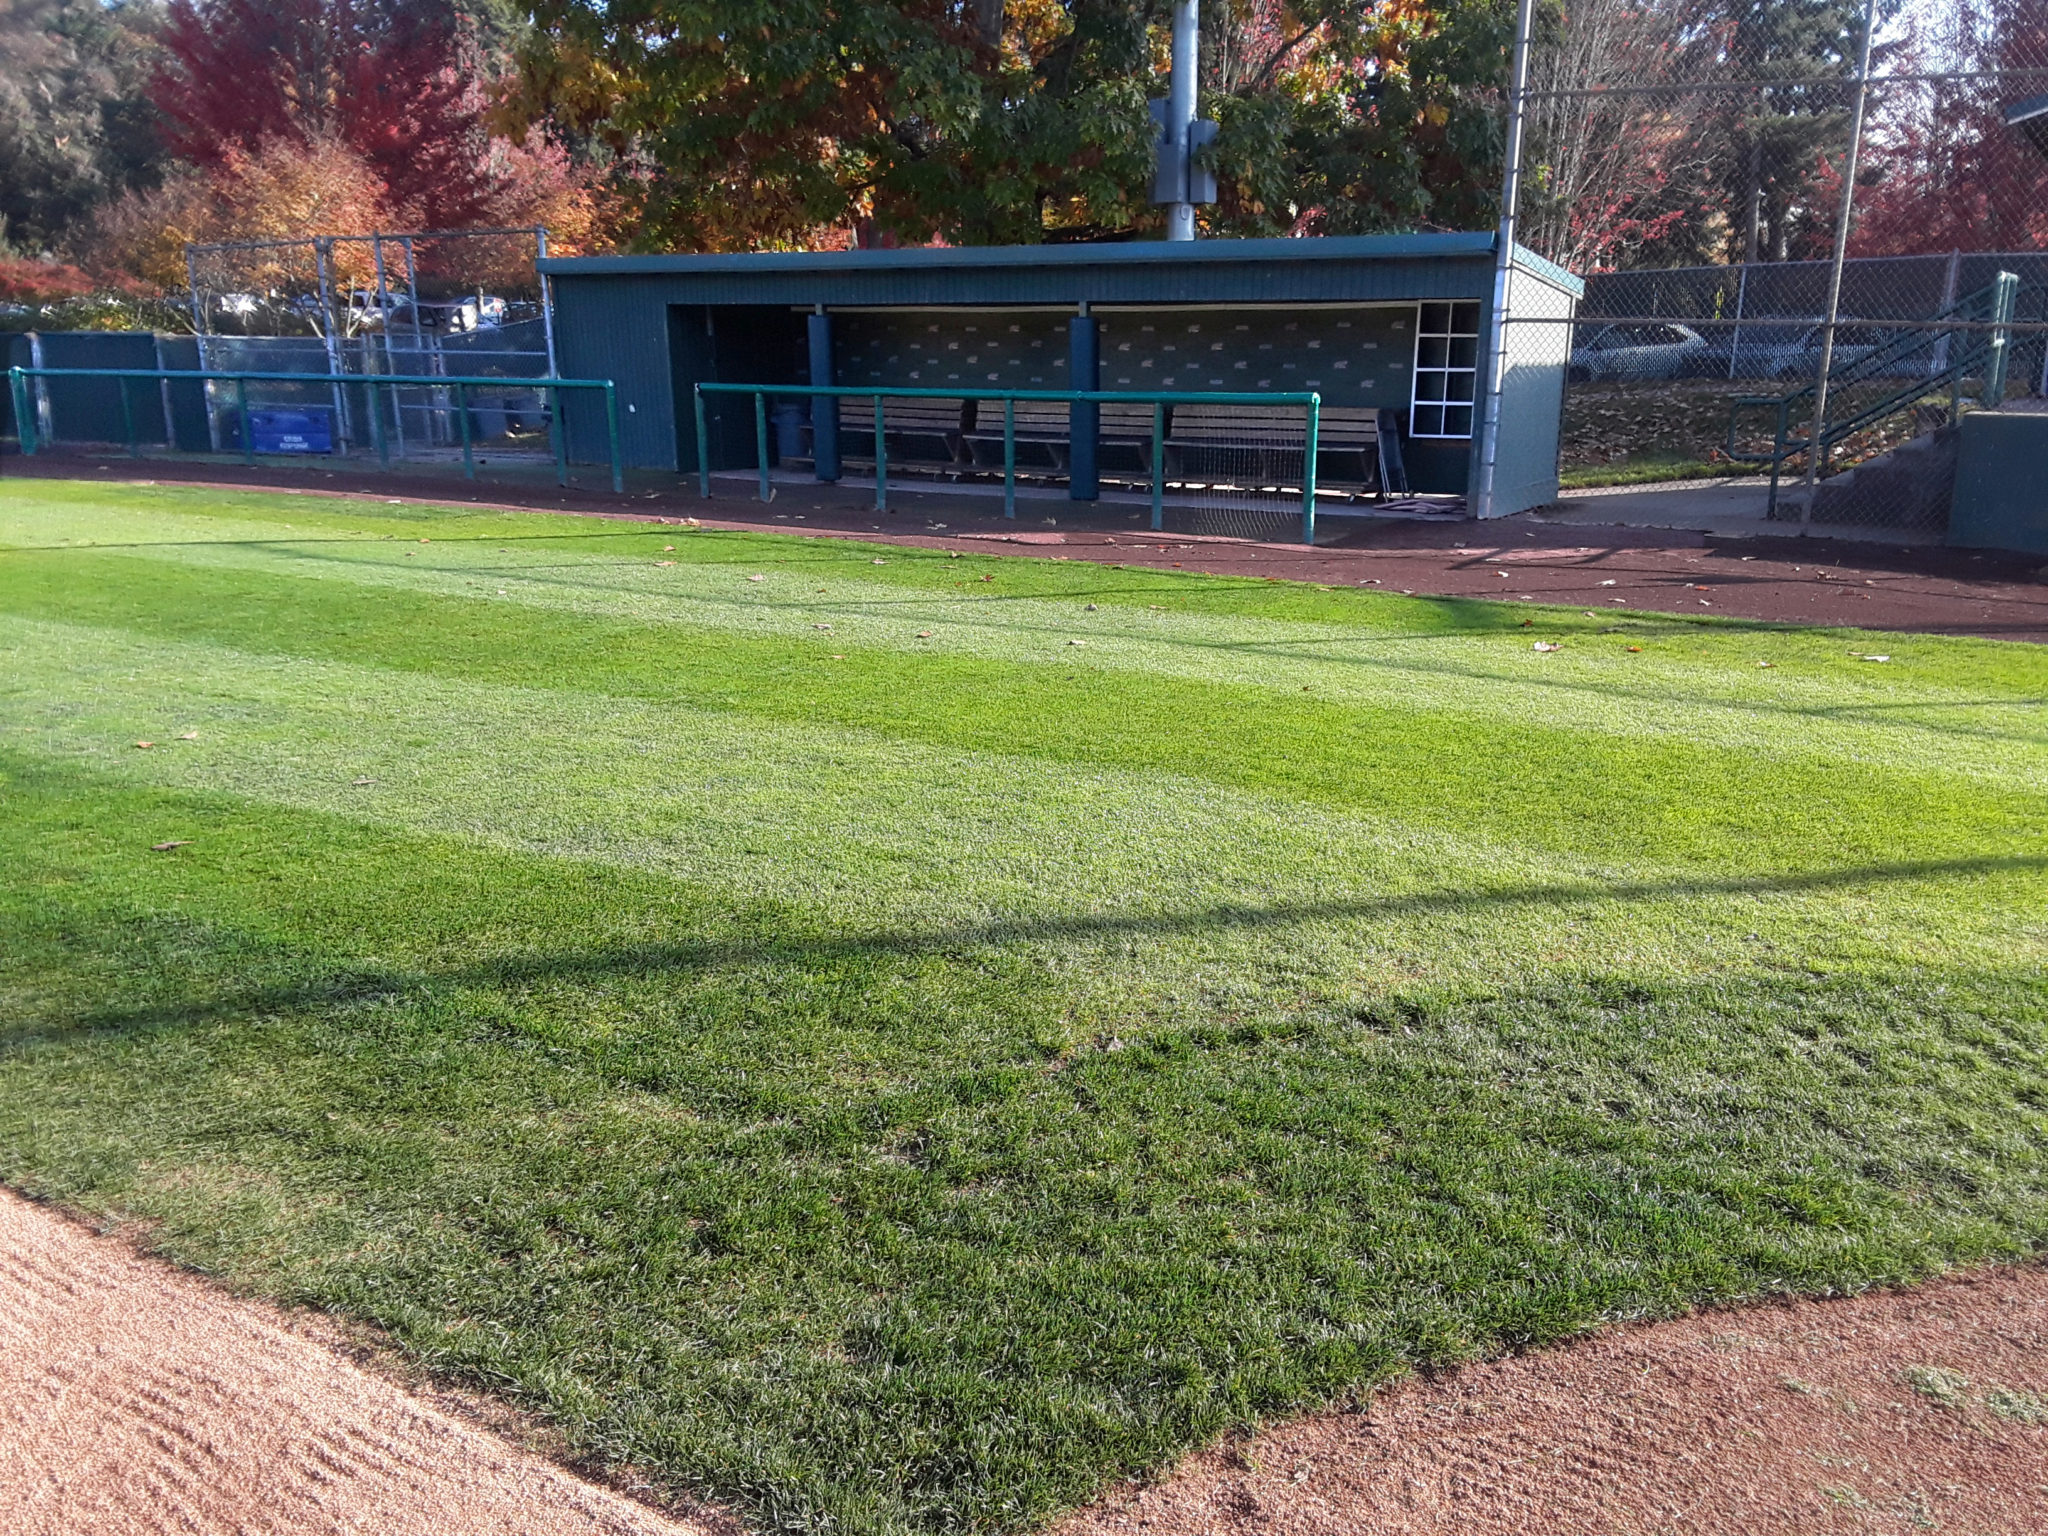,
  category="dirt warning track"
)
[0,1187,715,1536]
